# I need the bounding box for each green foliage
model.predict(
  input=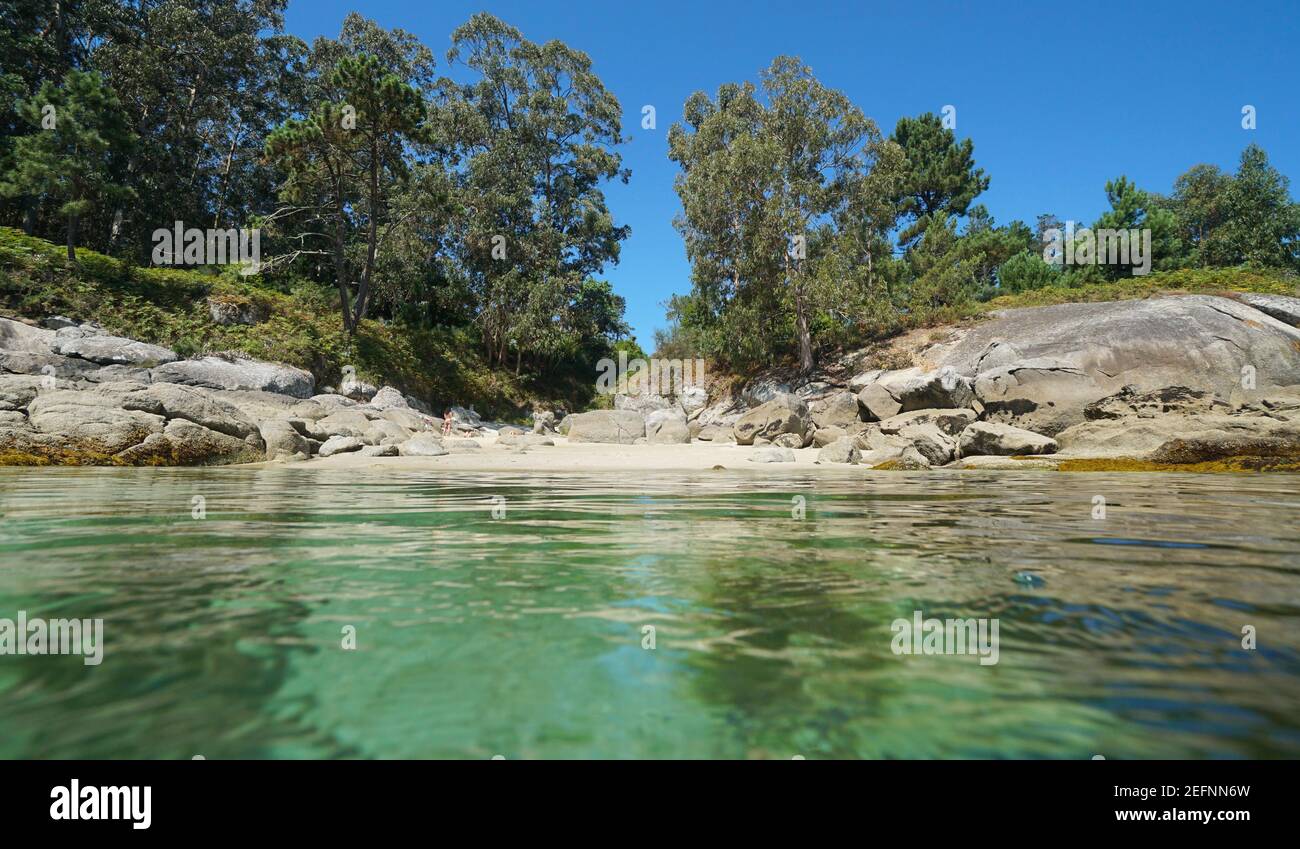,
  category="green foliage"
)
[890,112,990,247]
[668,56,898,373]
[265,52,431,333]
[997,250,1058,294]
[0,69,135,261]
[440,12,630,371]
[0,227,595,418]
